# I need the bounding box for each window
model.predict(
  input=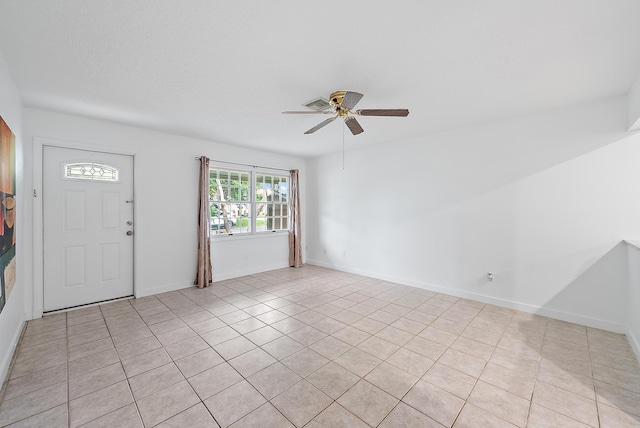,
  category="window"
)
[64,162,119,182]
[209,167,289,236]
